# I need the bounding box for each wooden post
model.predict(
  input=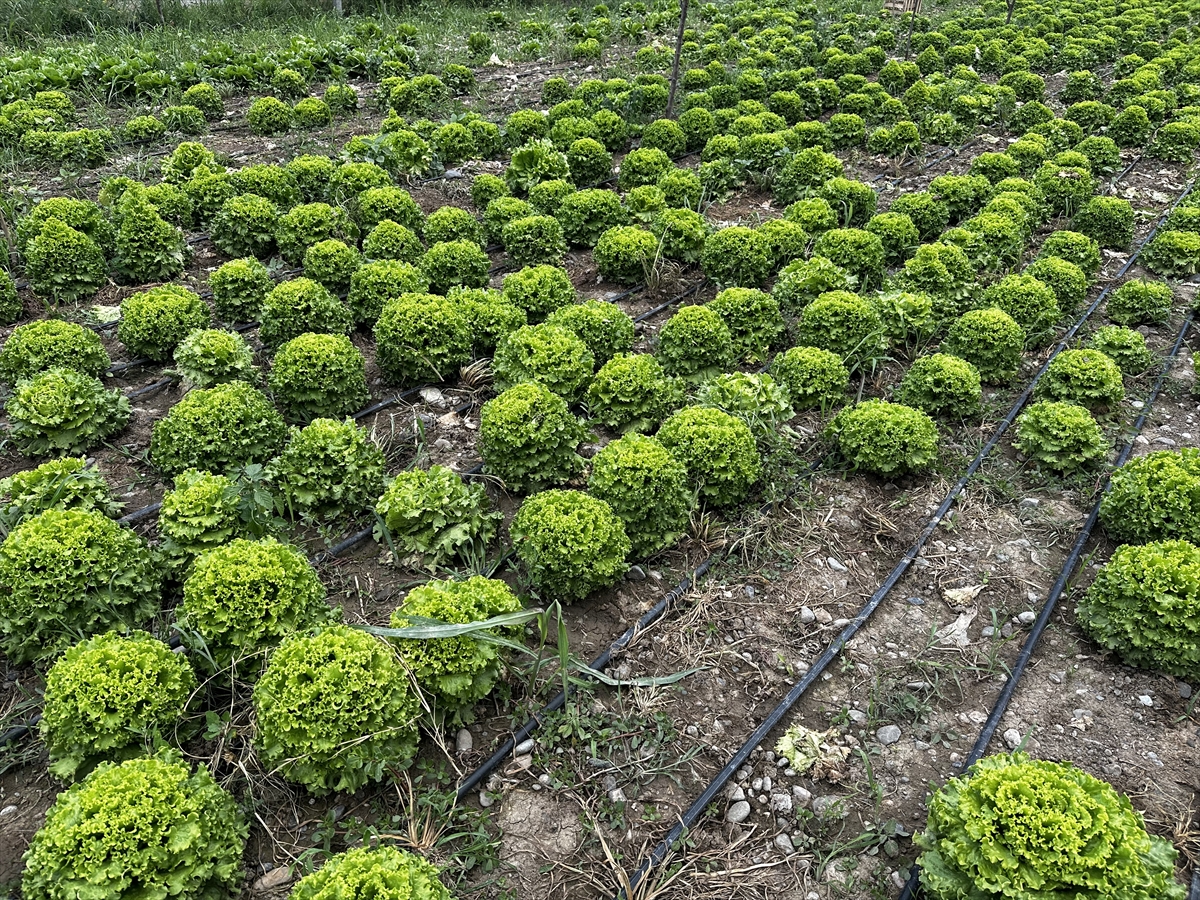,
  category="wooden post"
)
[333,0,343,15]
[904,0,918,60]
[666,0,689,119]
[1005,0,1015,25]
